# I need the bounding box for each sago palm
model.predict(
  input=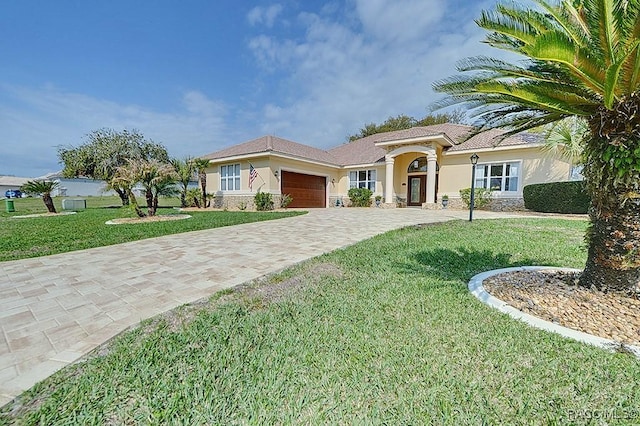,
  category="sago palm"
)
[21,180,59,213]
[433,0,640,292]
